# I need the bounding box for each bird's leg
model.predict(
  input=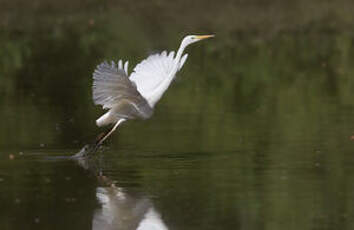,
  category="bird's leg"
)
[96,119,125,147]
